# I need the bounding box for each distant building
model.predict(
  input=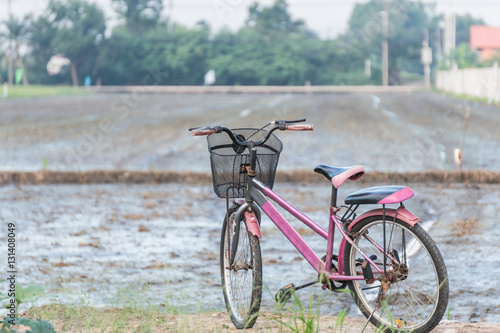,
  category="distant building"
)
[470,25,500,61]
